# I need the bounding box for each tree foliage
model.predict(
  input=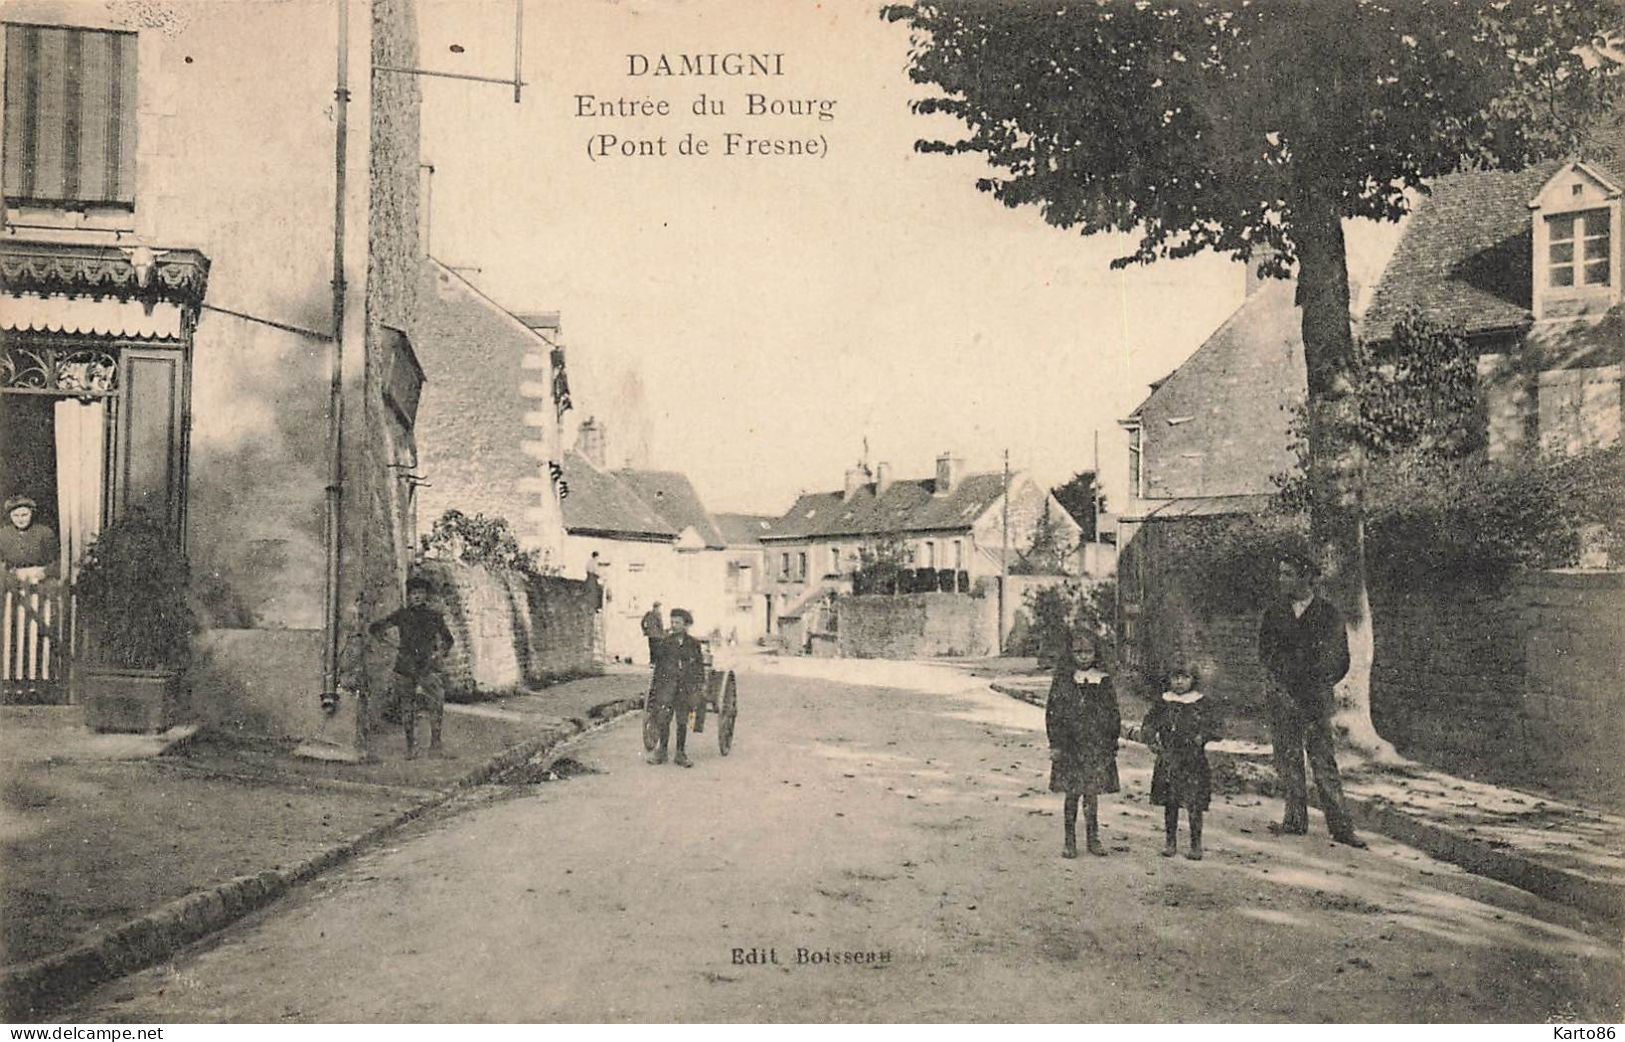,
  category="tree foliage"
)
[1019,578,1118,666]
[1052,470,1105,541]
[883,1,1621,270]
[1011,499,1076,575]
